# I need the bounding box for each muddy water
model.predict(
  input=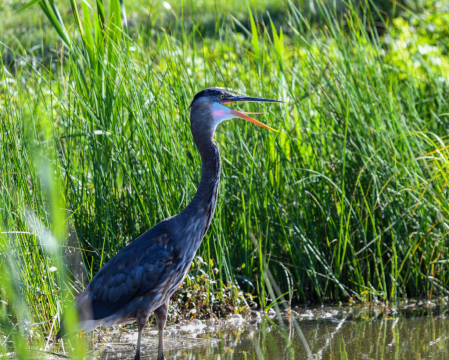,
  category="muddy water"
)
[96,304,449,360]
